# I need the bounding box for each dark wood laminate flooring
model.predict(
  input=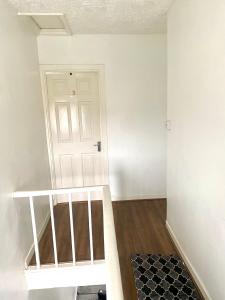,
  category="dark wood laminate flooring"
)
[30,201,104,265]
[30,199,203,300]
[113,199,203,300]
